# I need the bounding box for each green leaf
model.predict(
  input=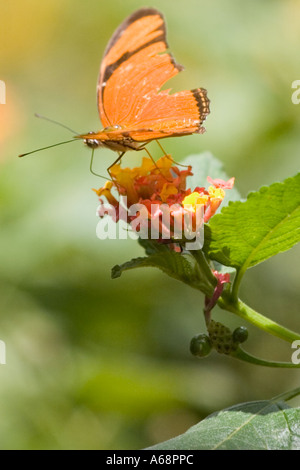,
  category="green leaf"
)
[112,249,215,297]
[181,152,241,206]
[204,173,300,269]
[138,238,172,255]
[148,399,300,450]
